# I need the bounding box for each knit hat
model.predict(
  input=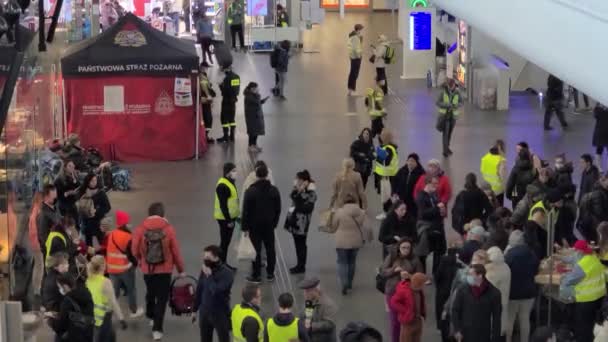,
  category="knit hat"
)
[410,273,427,291]
[116,210,130,227]
[545,188,562,204]
[223,162,236,176]
[469,226,489,240]
[407,153,420,163]
[573,240,593,255]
